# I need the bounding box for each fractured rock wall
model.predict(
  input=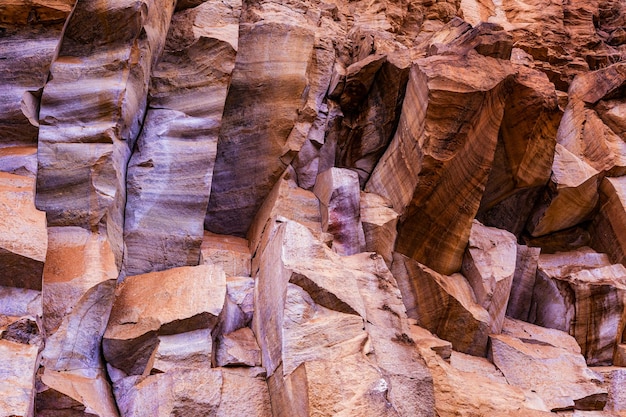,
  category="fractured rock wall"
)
[1,0,626,416]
